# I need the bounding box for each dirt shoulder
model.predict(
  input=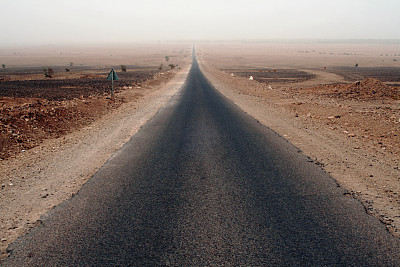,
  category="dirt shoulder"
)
[0,65,191,260]
[197,56,400,238]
